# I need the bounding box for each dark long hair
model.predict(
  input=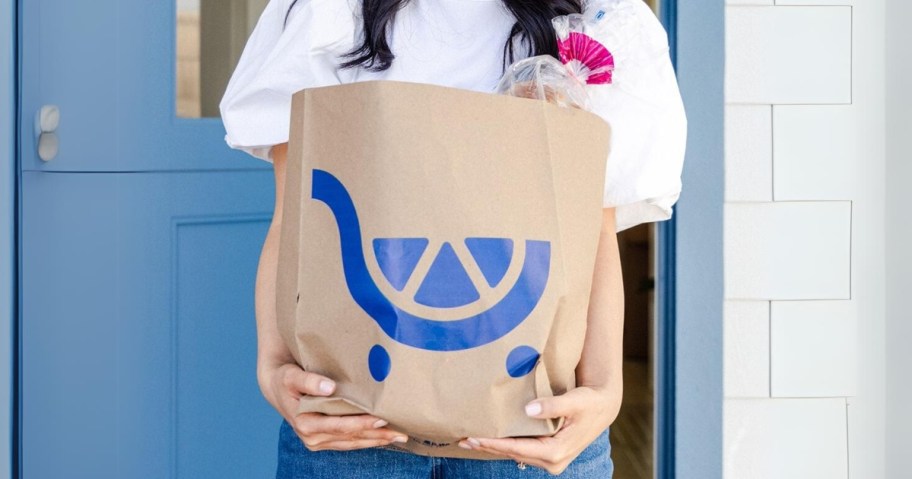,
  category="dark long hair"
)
[285,0,583,72]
